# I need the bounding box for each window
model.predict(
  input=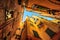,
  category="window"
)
[45,28,56,38]
[58,37,60,40]
[18,0,21,5]
[30,23,34,26]
[48,10,52,14]
[37,22,43,28]
[32,30,41,39]
[5,10,14,20]
[7,32,11,36]
[57,0,60,2]
[58,21,60,23]
[51,10,56,15]
[3,36,7,40]
[34,18,38,24]
[17,28,20,30]
[32,4,49,10]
